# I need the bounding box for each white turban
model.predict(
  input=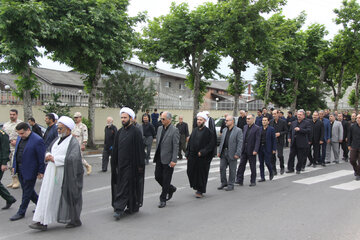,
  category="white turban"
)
[58,116,75,130]
[120,107,135,119]
[197,112,208,121]
[51,113,59,120]
[203,111,210,116]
